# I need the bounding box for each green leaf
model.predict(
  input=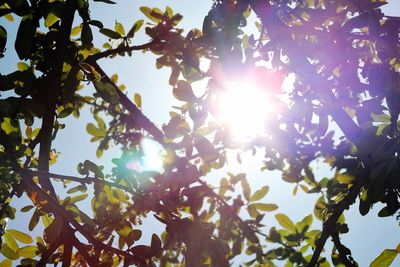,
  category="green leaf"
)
[173,80,196,102]
[275,213,296,232]
[0,244,19,260]
[336,173,354,184]
[127,20,144,38]
[3,232,19,252]
[92,80,119,104]
[17,246,38,258]
[67,184,87,194]
[252,203,278,212]
[115,21,125,36]
[296,214,313,233]
[86,123,106,138]
[71,25,82,36]
[15,14,35,60]
[6,229,33,244]
[0,258,12,267]
[250,185,269,202]
[45,12,60,27]
[140,6,162,23]
[99,28,122,39]
[370,249,398,267]
[69,193,88,204]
